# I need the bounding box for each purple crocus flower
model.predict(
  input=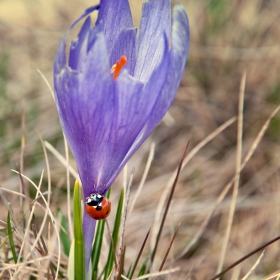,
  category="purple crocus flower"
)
[54,0,189,271]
